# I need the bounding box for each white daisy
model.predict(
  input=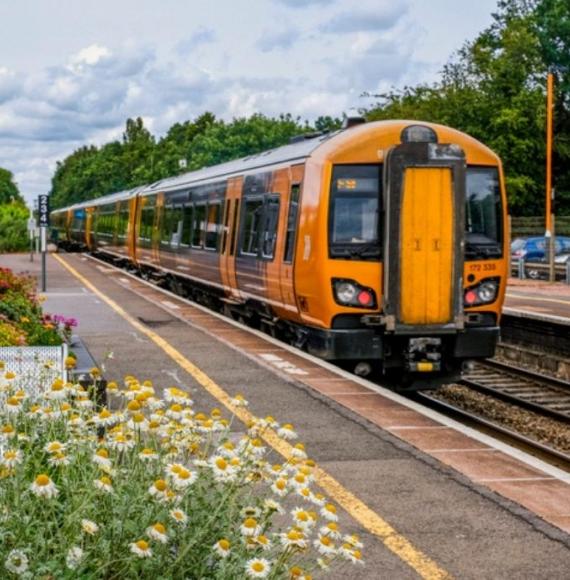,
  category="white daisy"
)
[277,423,298,440]
[4,549,28,575]
[81,519,100,535]
[213,538,231,558]
[245,557,271,578]
[1,449,23,468]
[94,476,113,493]
[138,448,159,461]
[147,523,168,544]
[314,535,336,556]
[320,503,339,522]
[240,518,261,537]
[44,441,66,454]
[130,539,152,558]
[169,508,188,526]
[30,474,59,499]
[48,452,71,467]
[279,529,307,549]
